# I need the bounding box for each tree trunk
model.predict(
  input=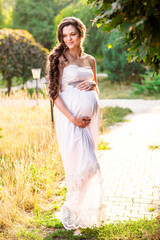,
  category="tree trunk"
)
[7,78,12,96]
